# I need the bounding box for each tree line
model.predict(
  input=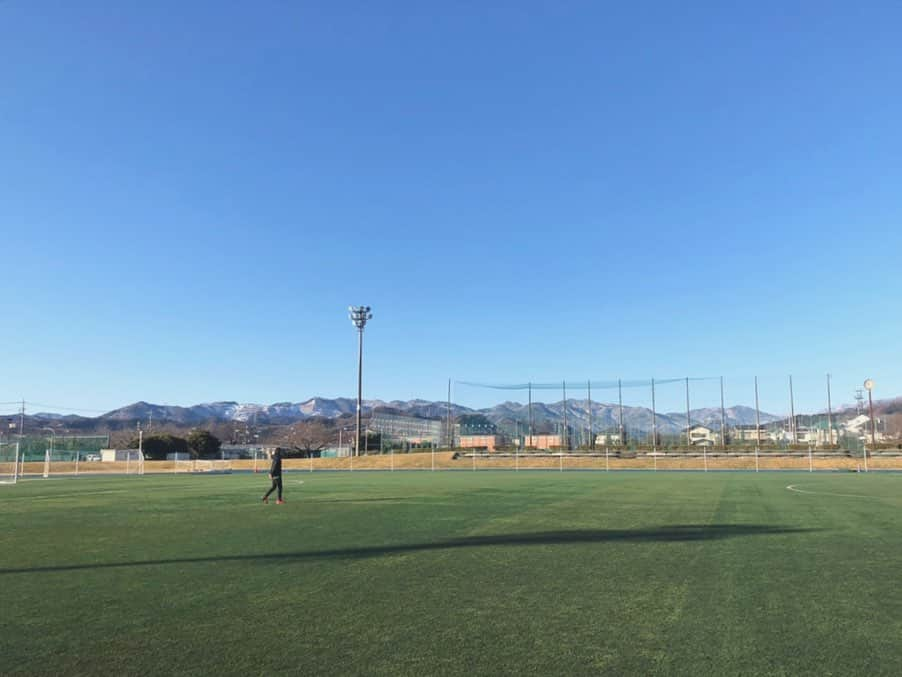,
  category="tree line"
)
[128,430,222,460]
